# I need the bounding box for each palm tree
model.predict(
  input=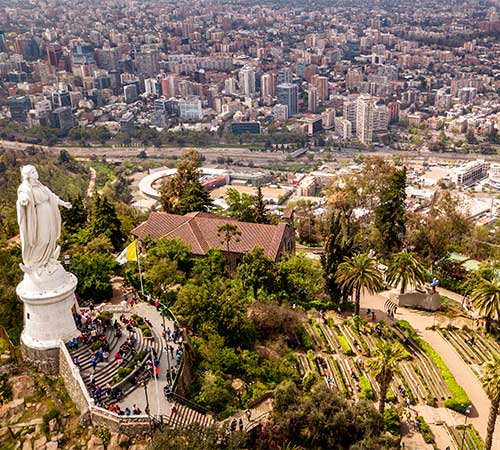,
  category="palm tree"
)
[217,223,241,273]
[366,341,406,414]
[471,279,500,330]
[385,250,427,294]
[335,253,384,316]
[482,353,500,450]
